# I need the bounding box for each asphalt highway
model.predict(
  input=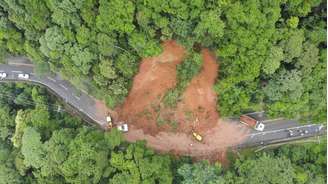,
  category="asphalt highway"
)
[0,57,109,129]
[0,57,326,149]
[238,112,325,148]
